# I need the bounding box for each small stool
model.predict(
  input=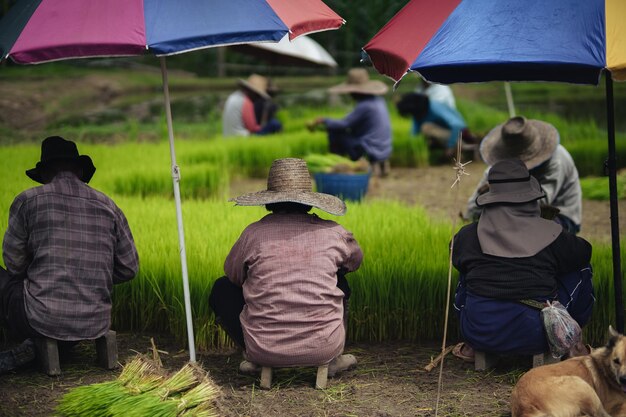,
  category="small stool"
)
[260,365,329,390]
[474,350,560,371]
[35,330,118,376]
